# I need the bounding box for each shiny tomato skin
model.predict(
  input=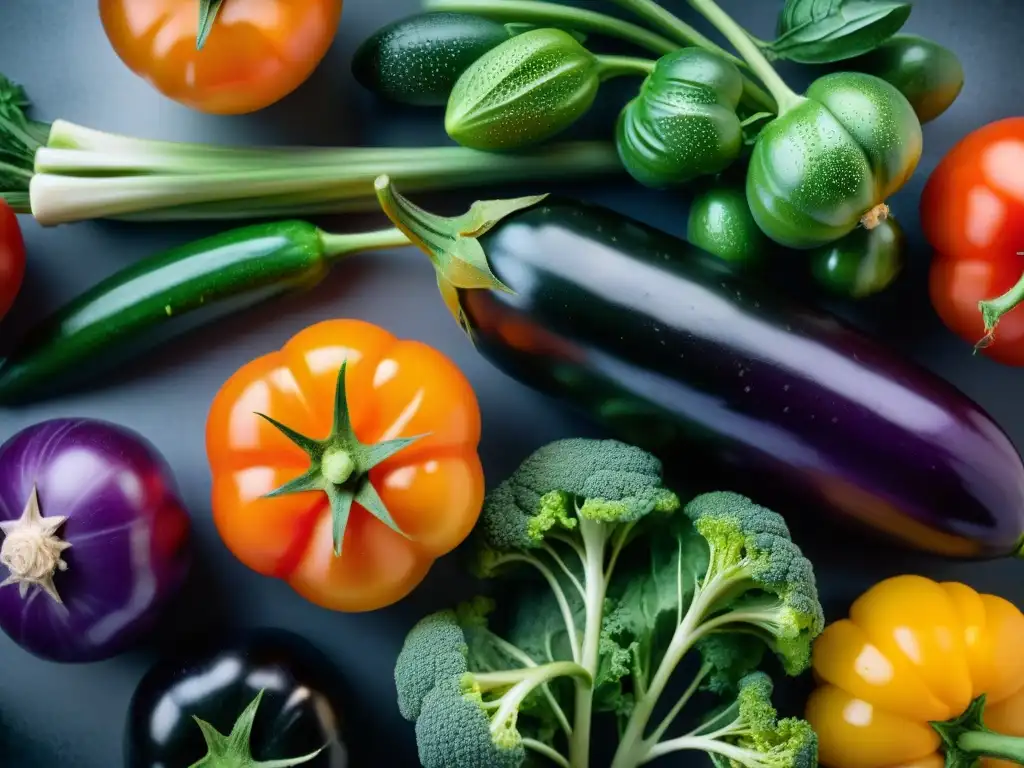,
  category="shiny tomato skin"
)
[206,319,485,612]
[921,117,1024,363]
[0,201,26,321]
[99,0,344,114]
